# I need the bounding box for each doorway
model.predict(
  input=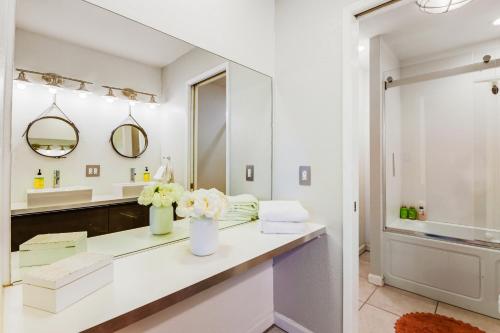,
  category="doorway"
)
[190,71,227,193]
[344,0,500,332]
